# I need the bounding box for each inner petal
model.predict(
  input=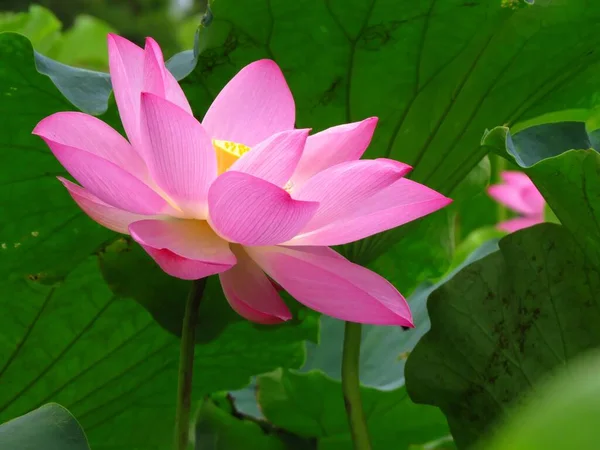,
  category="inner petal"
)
[213,139,251,174]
